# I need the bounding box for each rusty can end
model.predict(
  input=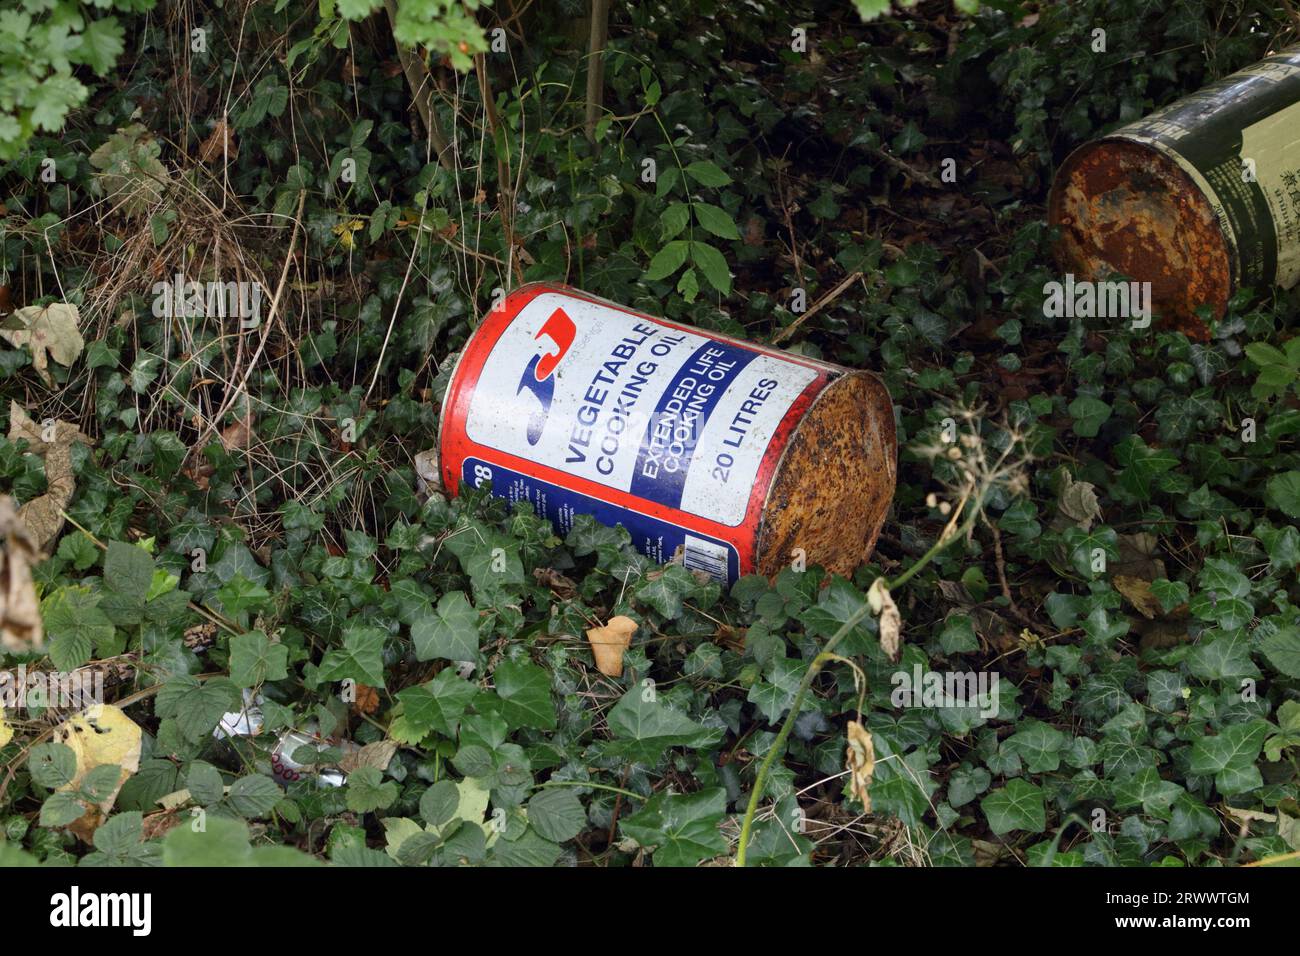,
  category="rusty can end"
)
[1048,138,1233,339]
[756,371,896,579]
